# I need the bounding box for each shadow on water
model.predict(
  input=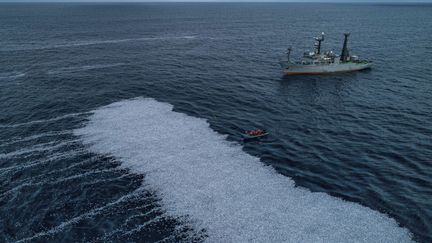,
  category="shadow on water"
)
[280,69,371,81]
[278,69,373,101]
[278,74,350,103]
